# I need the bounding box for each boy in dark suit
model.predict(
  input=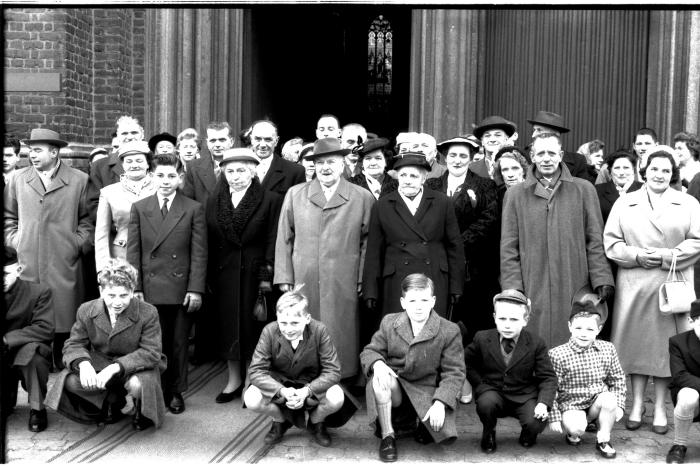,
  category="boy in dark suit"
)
[548,296,626,459]
[666,299,700,464]
[465,289,557,454]
[128,154,207,415]
[244,286,347,448]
